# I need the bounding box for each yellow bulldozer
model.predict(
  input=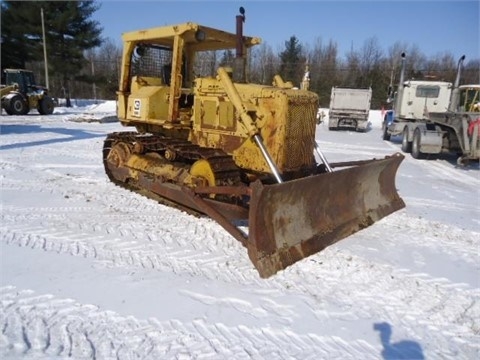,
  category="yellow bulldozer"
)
[103,9,405,278]
[1,68,54,115]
